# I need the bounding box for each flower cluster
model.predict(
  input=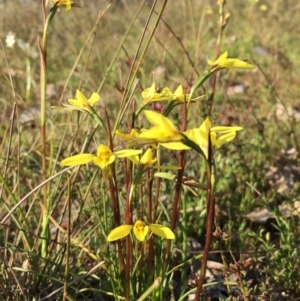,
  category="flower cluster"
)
[57,51,254,243]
